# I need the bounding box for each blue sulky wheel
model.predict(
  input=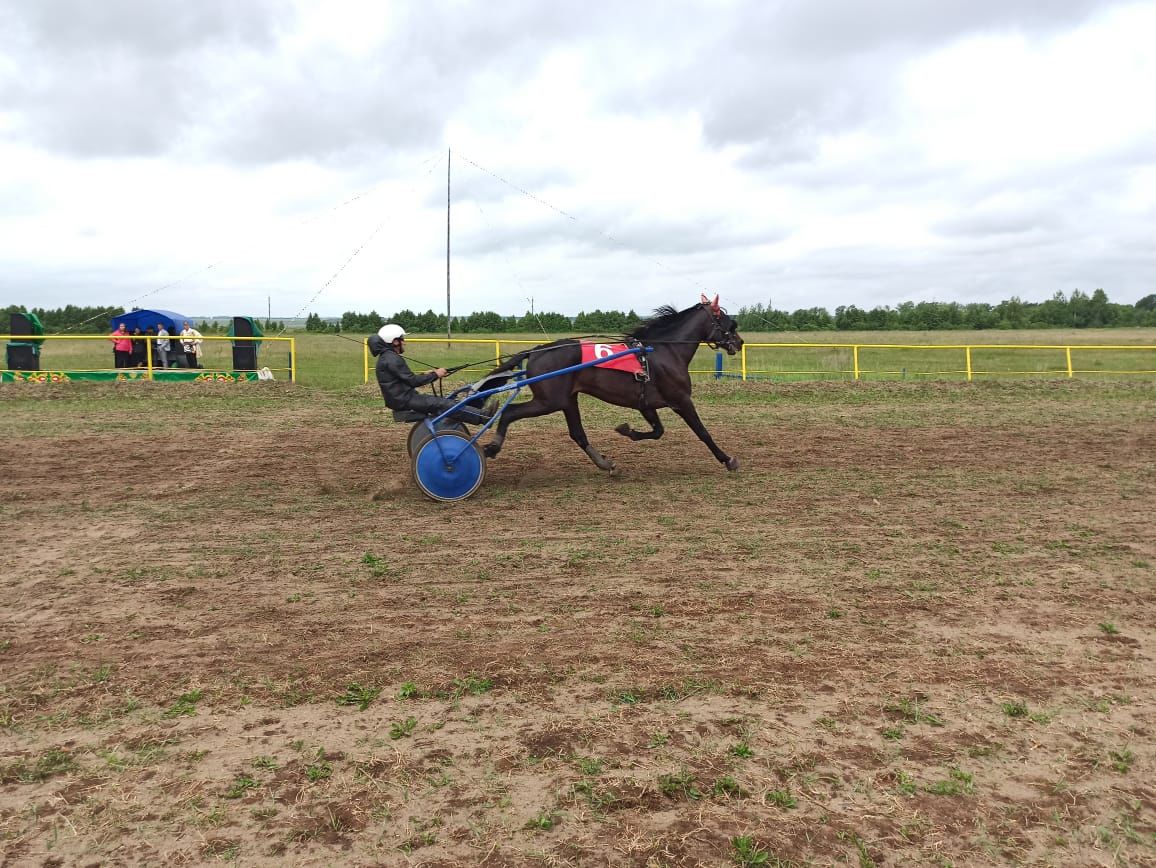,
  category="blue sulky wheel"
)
[406,419,467,457]
[412,430,486,502]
